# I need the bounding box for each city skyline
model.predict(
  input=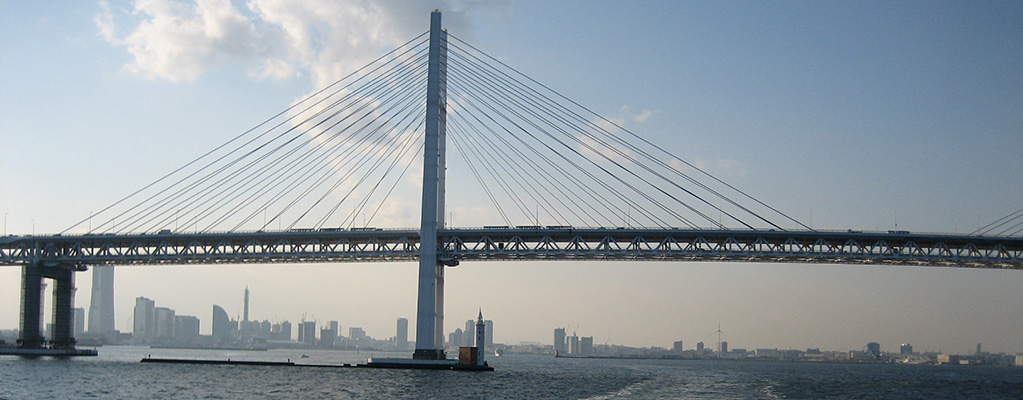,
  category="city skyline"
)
[2,1,1022,354]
